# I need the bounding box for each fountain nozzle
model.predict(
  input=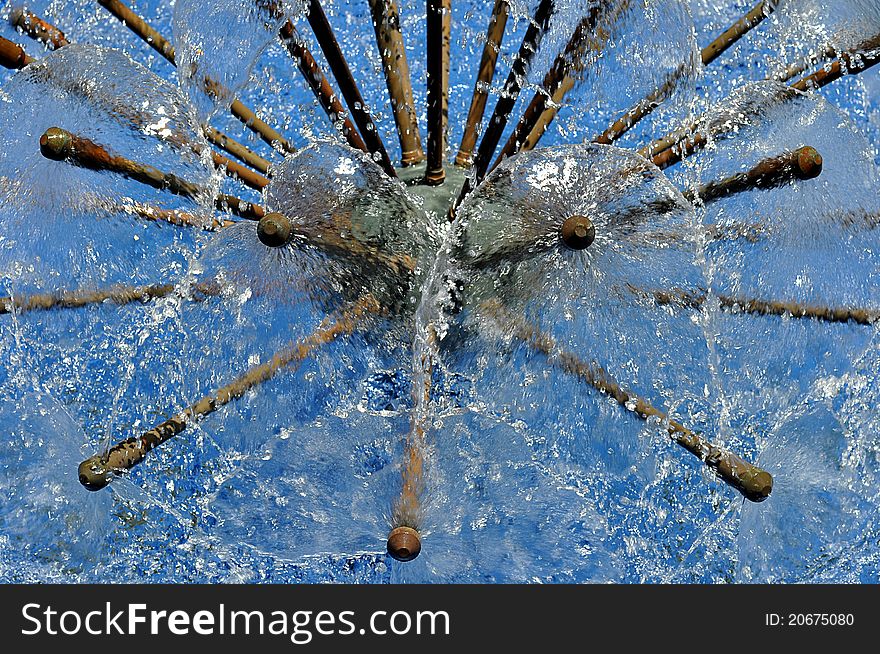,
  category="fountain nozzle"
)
[561,215,595,250]
[387,526,421,562]
[257,212,293,248]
